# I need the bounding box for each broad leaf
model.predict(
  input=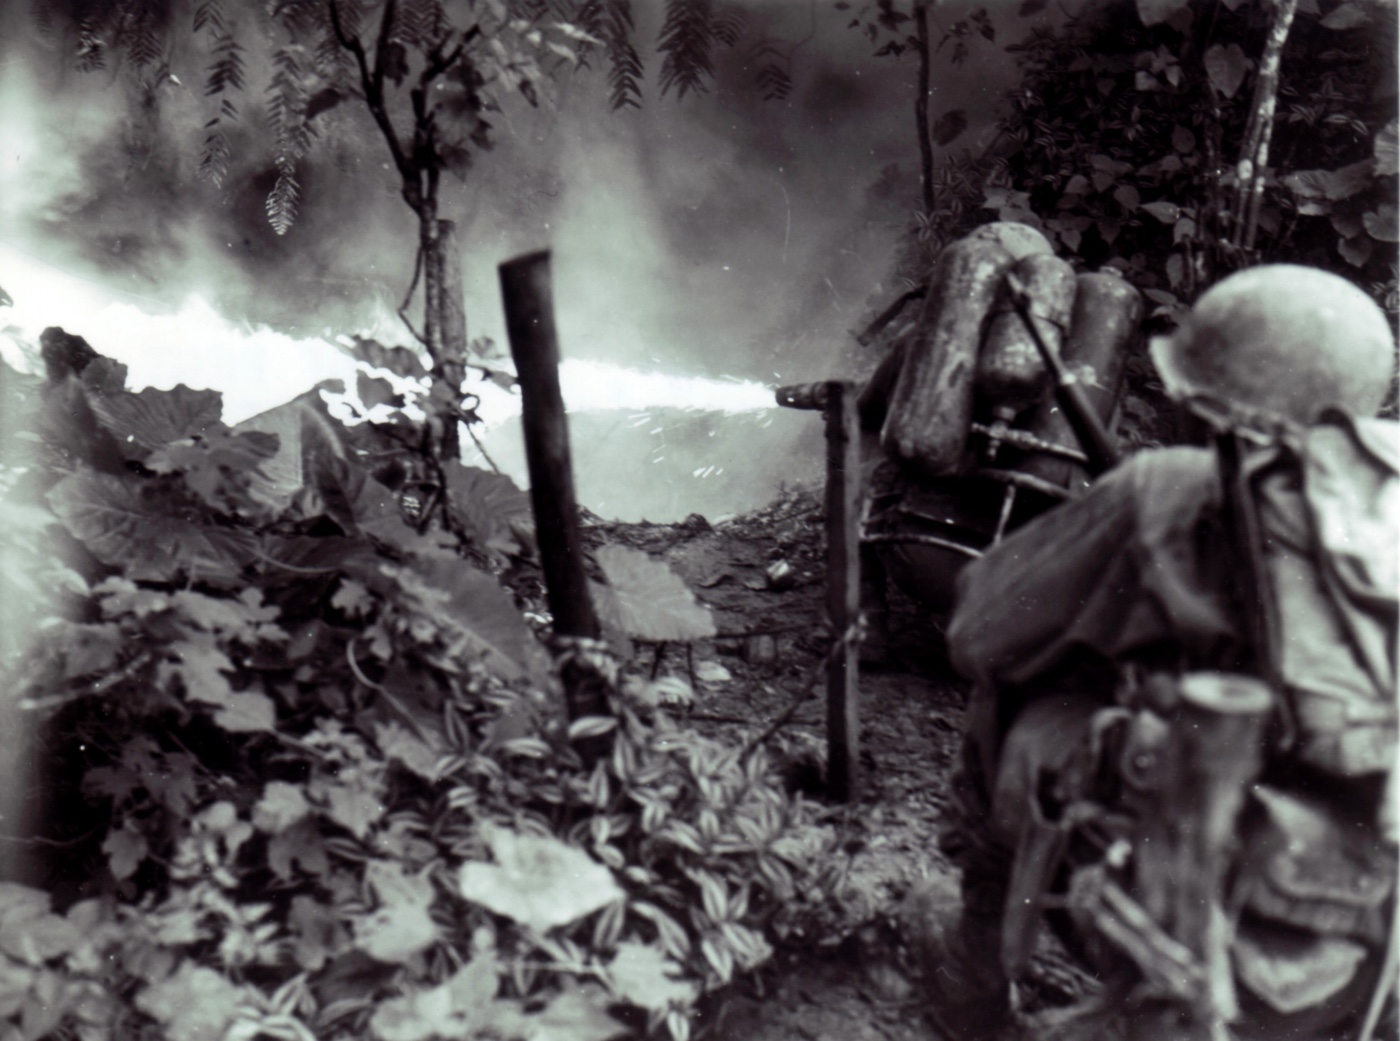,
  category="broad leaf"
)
[1338,233,1373,266]
[530,985,629,1041]
[344,336,429,381]
[1320,1,1369,29]
[90,385,223,457]
[443,462,534,558]
[404,555,541,680]
[1363,204,1399,242]
[235,382,349,512]
[369,953,507,1041]
[49,471,253,584]
[930,109,968,147]
[1141,200,1180,223]
[1203,43,1248,99]
[1284,161,1375,204]
[1374,121,1398,177]
[135,963,247,1041]
[357,370,406,411]
[355,904,439,963]
[102,825,148,881]
[607,943,698,1010]
[593,545,716,642]
[253,781,312,834]
[1136,0,1190,27]
[375,722,445,782]
[209,686,272,733]
[459,825,623,933]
